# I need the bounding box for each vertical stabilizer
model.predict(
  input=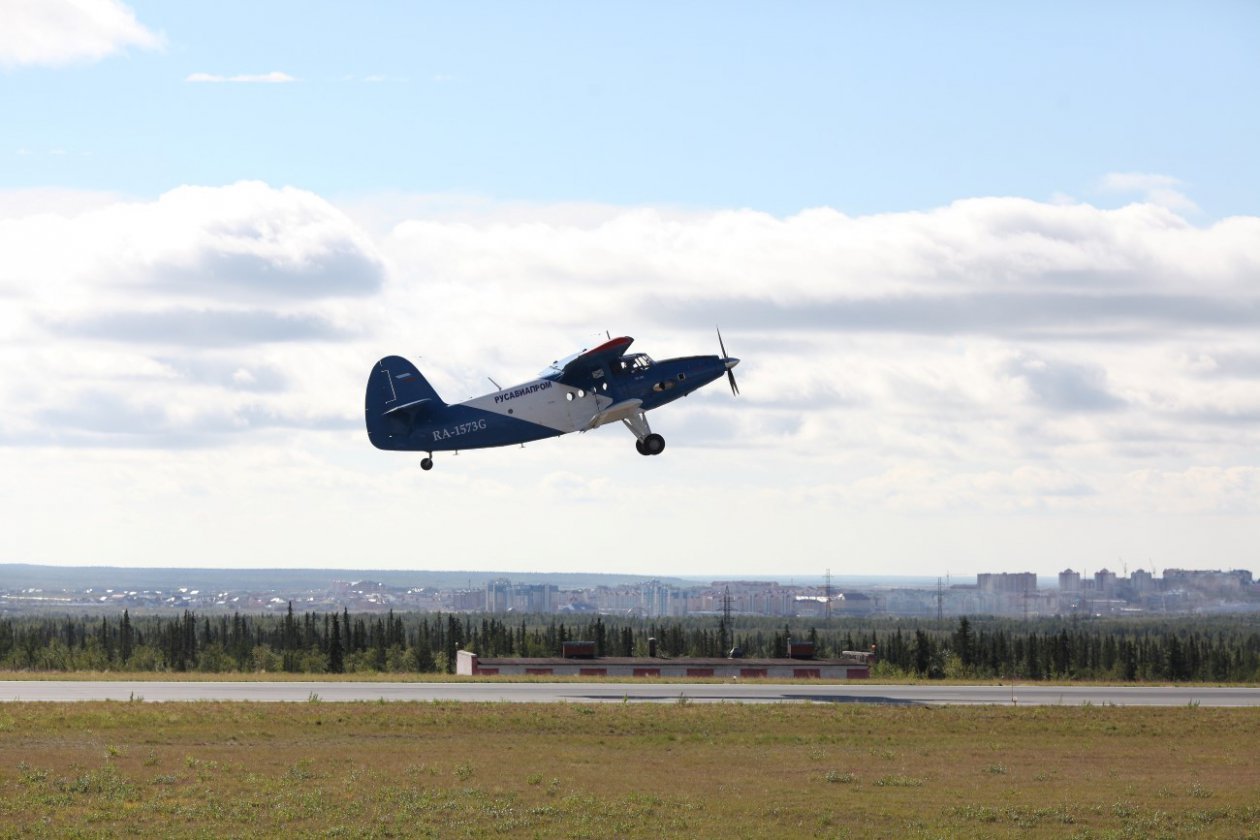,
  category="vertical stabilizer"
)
[365,356,446,449]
